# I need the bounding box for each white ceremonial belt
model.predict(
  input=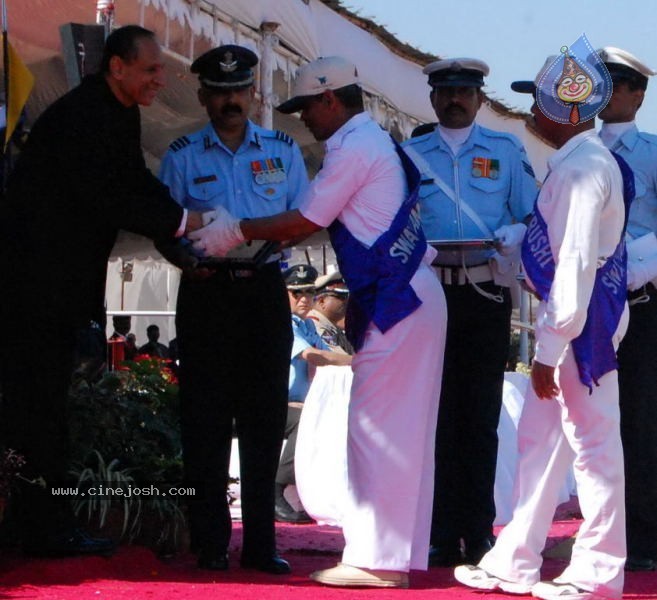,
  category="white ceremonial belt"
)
[433,263,493,286]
